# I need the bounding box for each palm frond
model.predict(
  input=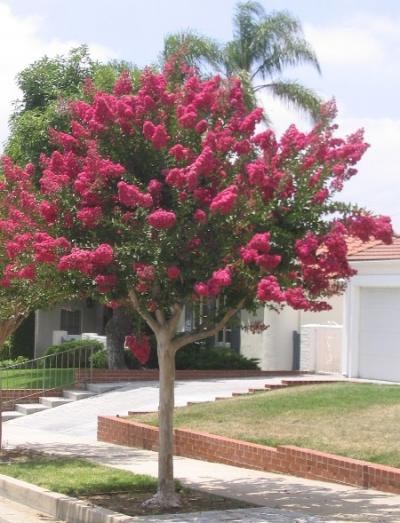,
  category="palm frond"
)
[163,31,222,72]
[256,79,322,121]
